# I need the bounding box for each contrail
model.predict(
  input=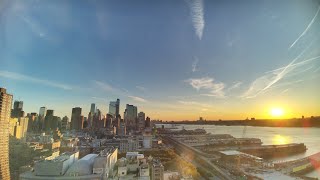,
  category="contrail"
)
[289,5,320,50]
[265,55,320,74]
[186,0,205,40]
